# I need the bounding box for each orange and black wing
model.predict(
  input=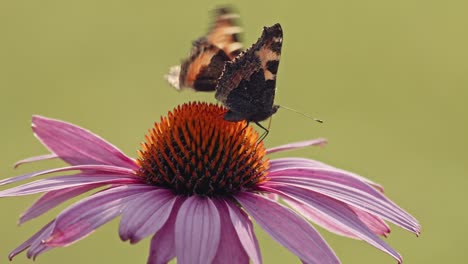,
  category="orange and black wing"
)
[165,7,242,91]
[207,7,243,60]
[215,23,283,122]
